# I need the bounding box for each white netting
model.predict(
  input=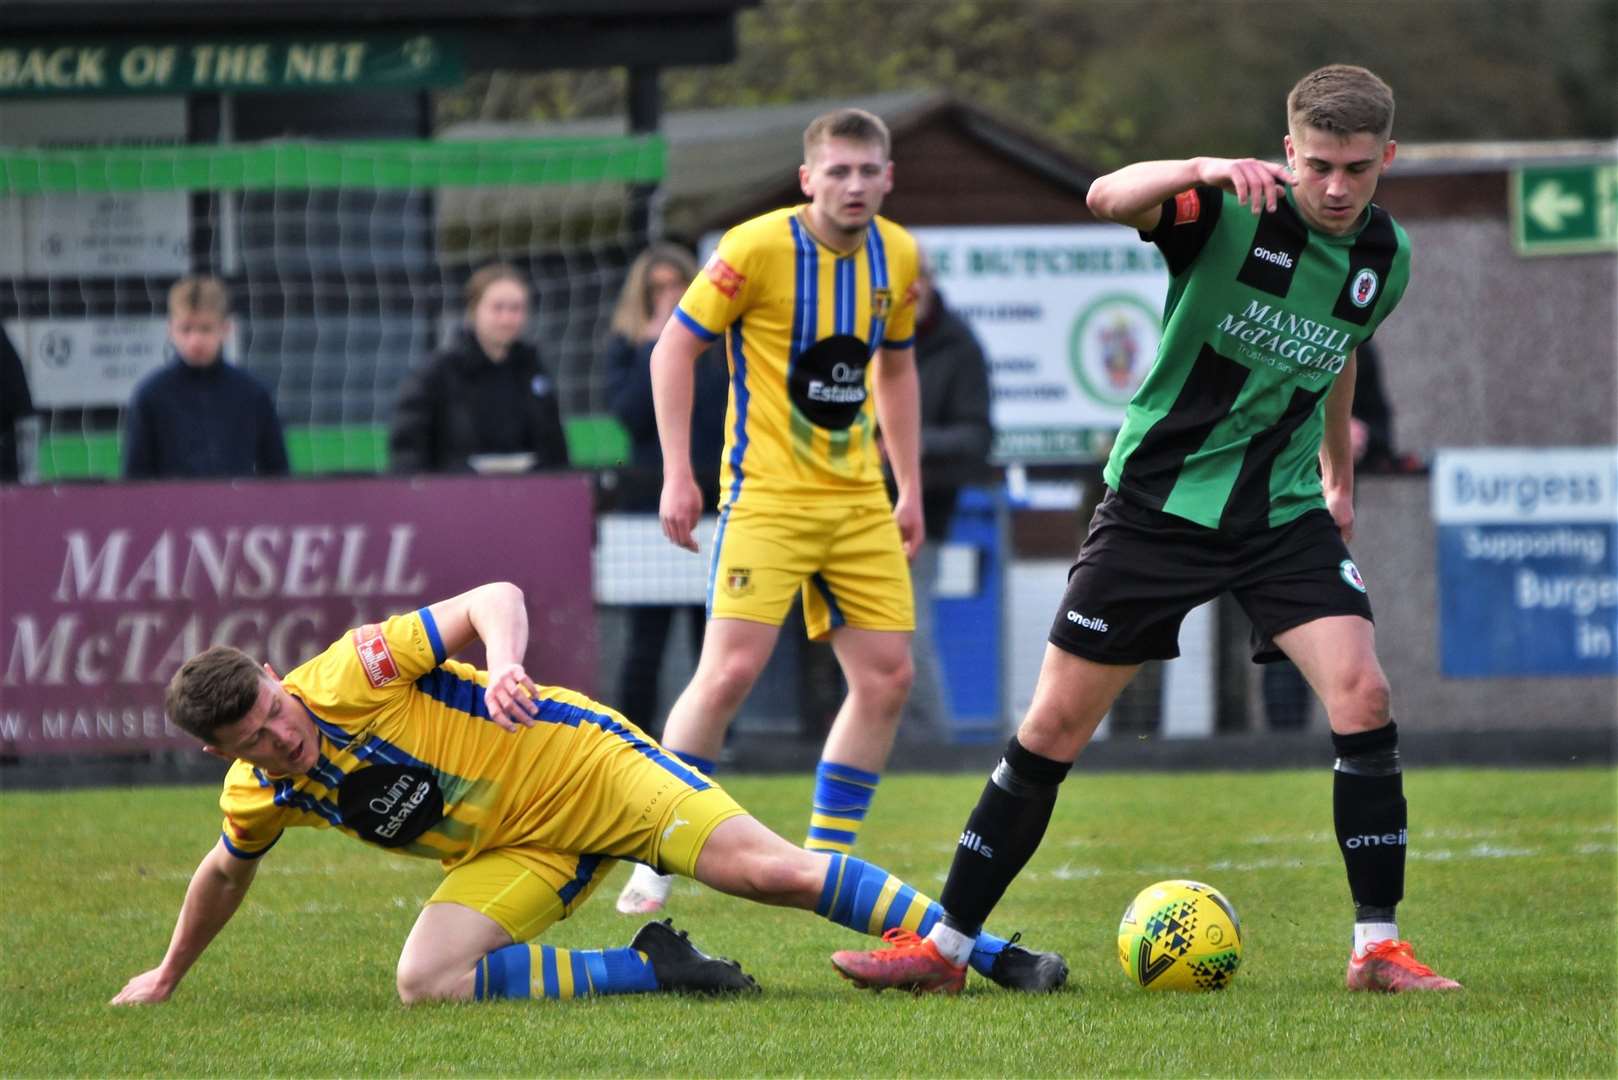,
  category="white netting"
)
[1,115,657,477]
